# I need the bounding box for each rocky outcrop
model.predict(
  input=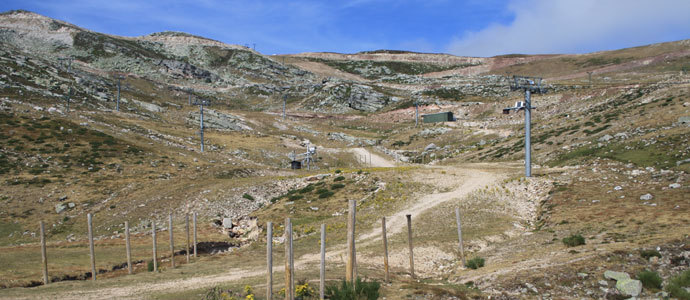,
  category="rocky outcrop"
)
[188,109,252,131]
